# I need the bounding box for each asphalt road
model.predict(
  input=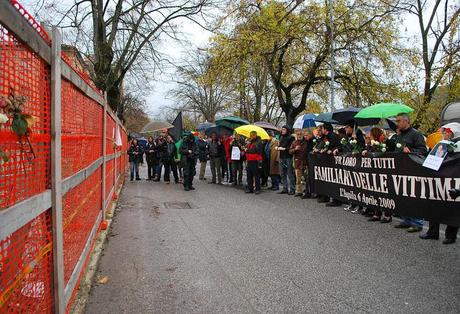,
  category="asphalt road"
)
[86,163,460,314]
